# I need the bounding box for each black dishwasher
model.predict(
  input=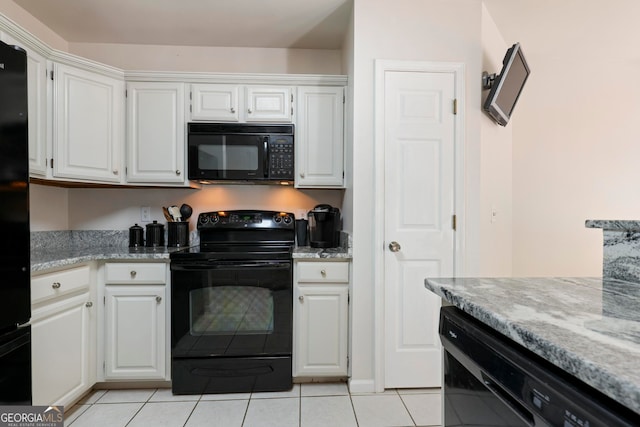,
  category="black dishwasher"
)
[439,306,639,427]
